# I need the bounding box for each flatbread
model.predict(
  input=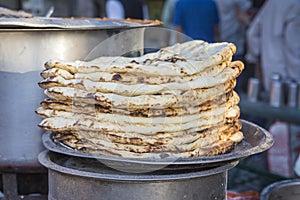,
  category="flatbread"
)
[40,60,231,85]
[44,40,236,76]
[53,131,242,159]
[0,7,33,18]
[54,120,242,146]
[53,124,240,153]
[39,61,243,96]
[44,79,236,109]
[38,105,239,134]
[40,91,239,117]
[36,103,231,126]
[37,40,244,159]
